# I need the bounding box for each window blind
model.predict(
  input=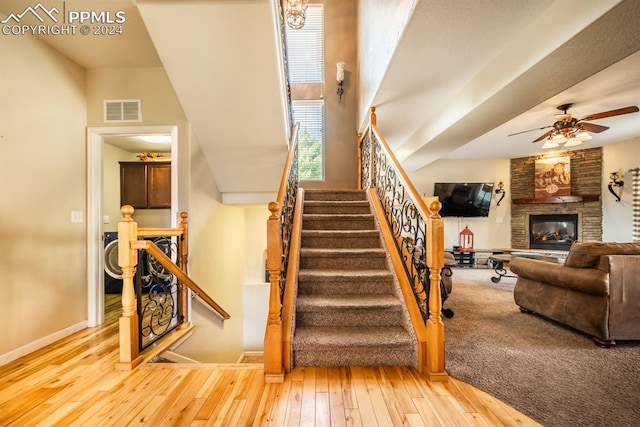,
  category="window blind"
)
[285,5,324,84]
